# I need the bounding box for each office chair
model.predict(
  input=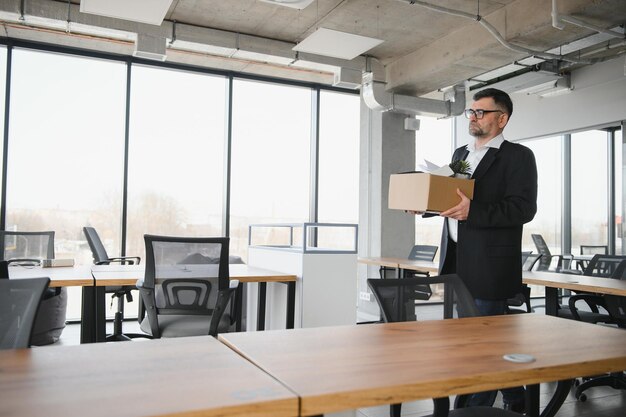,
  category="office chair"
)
[379,244,438,300]
[137,235,239,338]
[569,256,626,402]
[83,226,150,342]
[0,230,67,345]
[506,252,534,314]
[0,277,50,349]
[368,275,525,417]
[566,255,626,324]
[578,245,608,270]
[531,234,575,272]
